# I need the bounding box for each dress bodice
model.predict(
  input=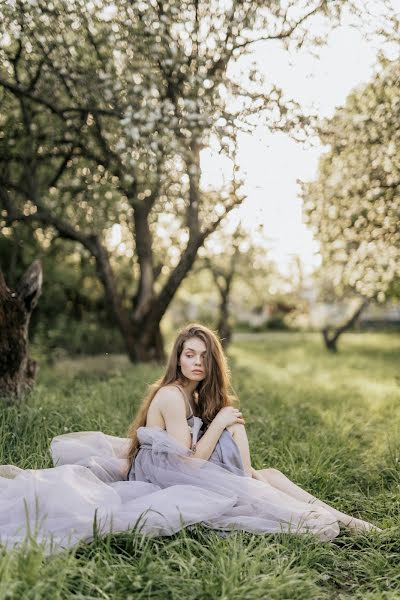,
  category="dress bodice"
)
[128,409,245,481]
